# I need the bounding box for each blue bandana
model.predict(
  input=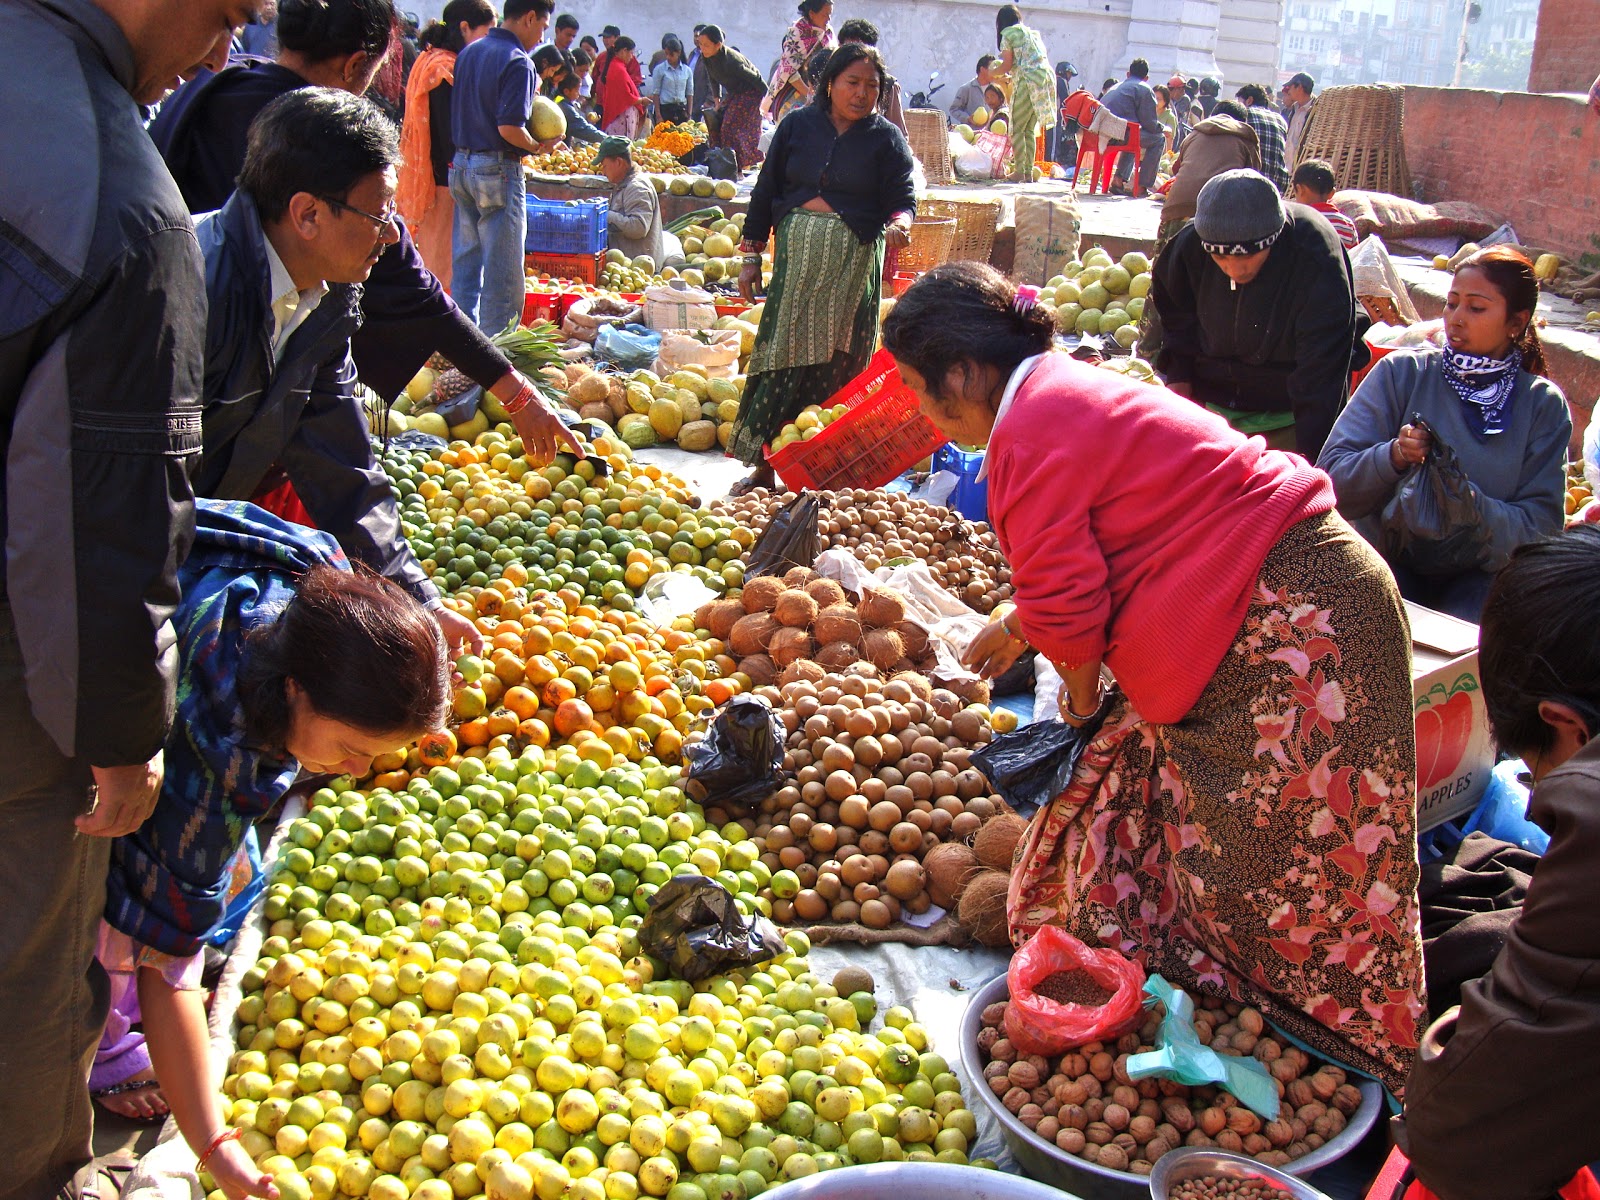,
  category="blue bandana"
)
[1441,346,1521,441]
